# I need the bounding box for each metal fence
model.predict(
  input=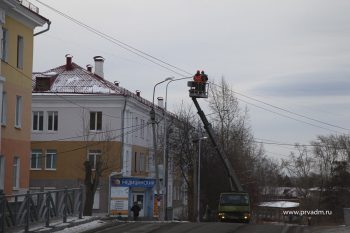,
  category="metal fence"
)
[0,187,83,233]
